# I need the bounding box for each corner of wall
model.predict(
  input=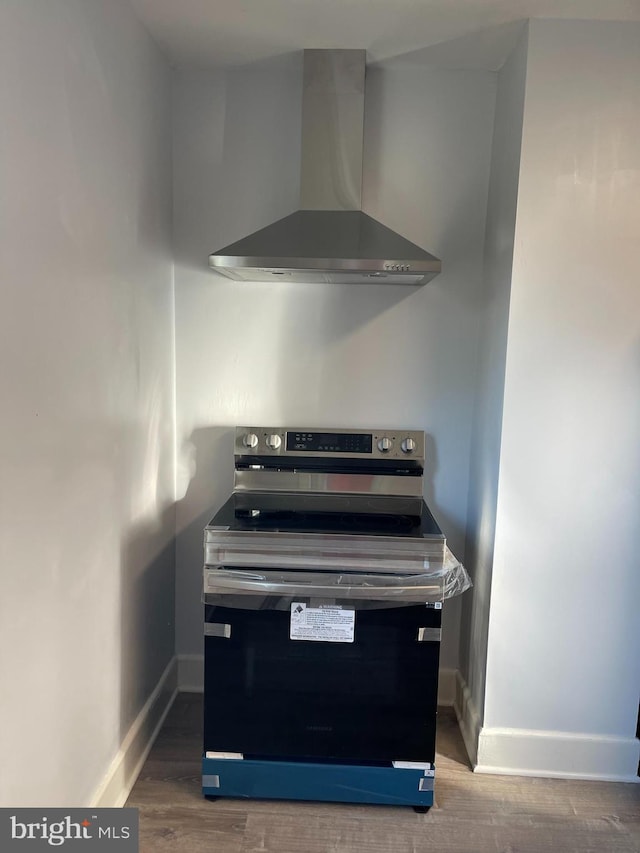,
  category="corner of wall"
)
[458,20,530,757]
[453,669,481,767]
